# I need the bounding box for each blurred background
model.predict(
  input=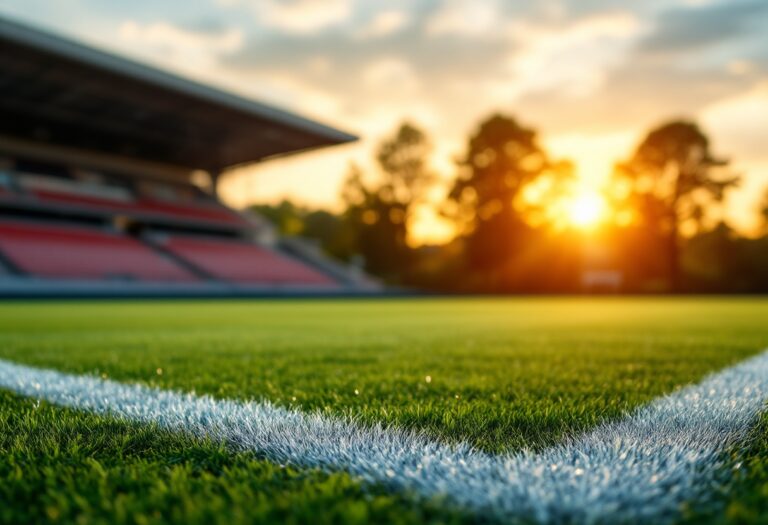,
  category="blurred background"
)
[1,0,766,293]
